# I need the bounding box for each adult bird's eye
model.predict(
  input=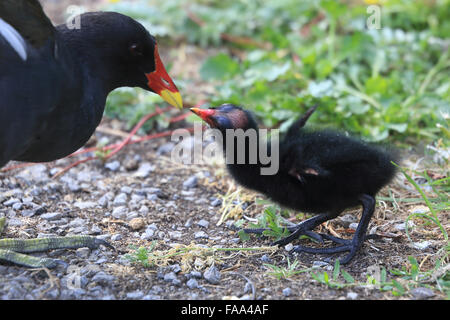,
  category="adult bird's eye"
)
[129,44,143,56]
